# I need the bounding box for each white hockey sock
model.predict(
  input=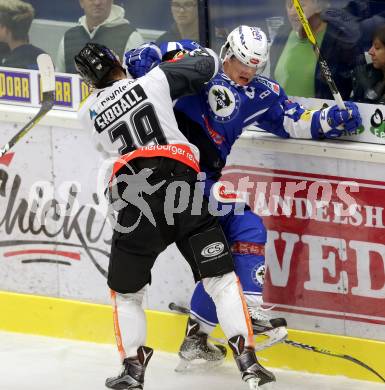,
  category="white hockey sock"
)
[245,293,263,309]
[202,272,254,348]
[111,287,147,360]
